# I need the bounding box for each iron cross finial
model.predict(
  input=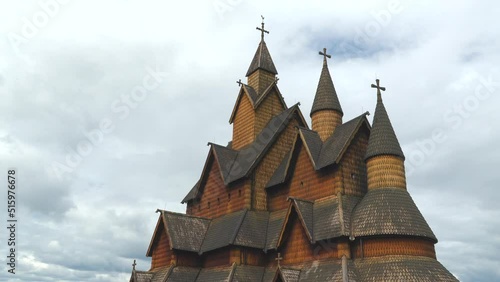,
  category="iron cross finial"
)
[132,260,137,270]
[319,48,331,64]
[371,78,386,101]
[275,252,283,267]
[236,79,243,86]
[256,15,269,40]
[275,76,279,84]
